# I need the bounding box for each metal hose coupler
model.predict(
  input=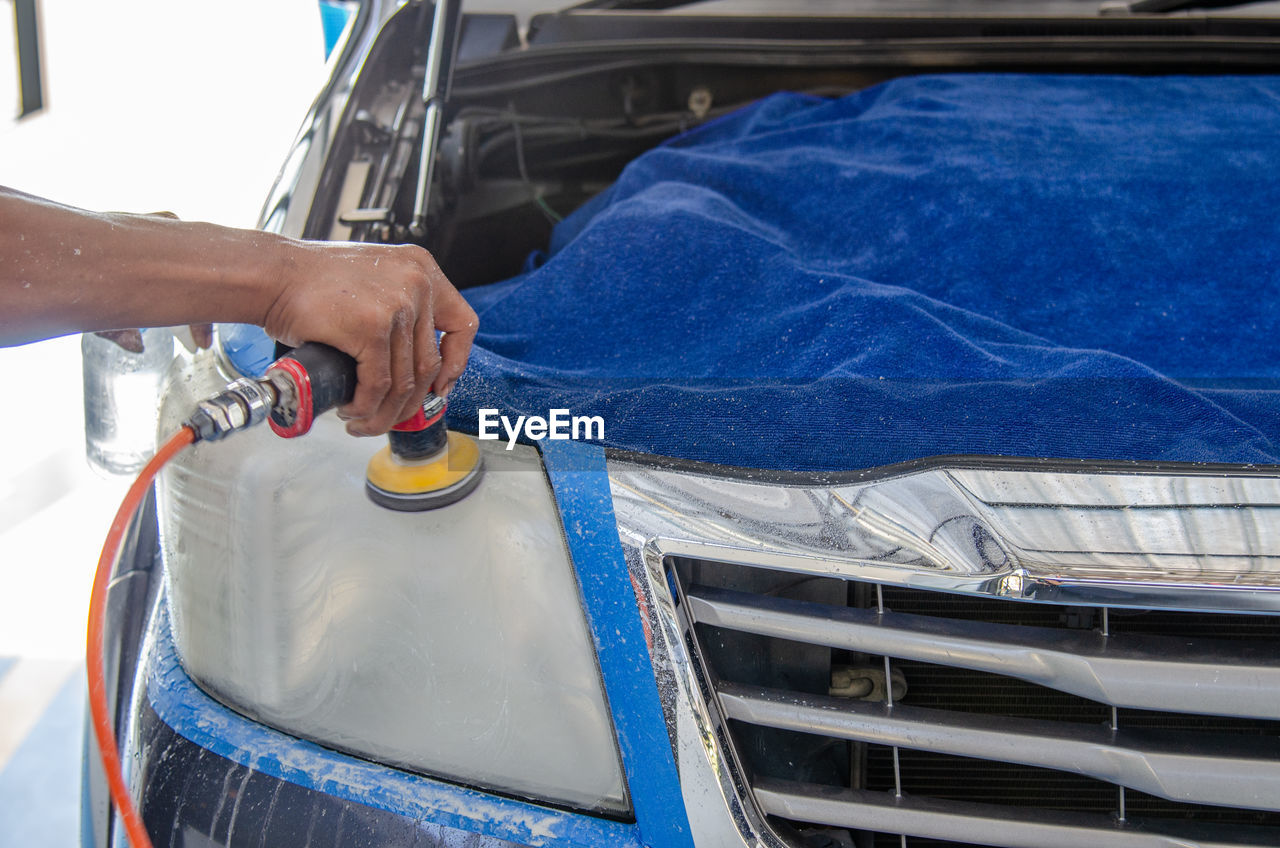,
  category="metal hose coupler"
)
[184,377,277,442]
